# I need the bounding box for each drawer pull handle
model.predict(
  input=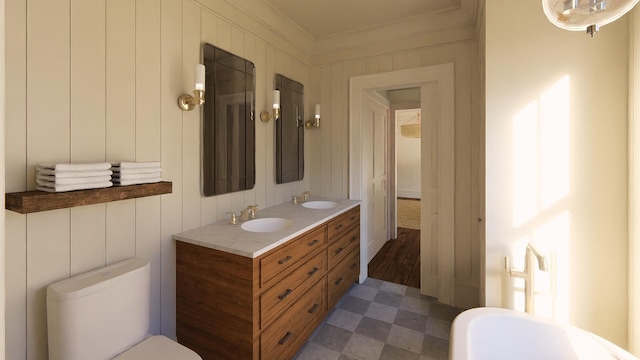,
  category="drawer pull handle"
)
[308,239,319,246]
[350,216,356,221]
[278,332,293,345]
[278,289,293,300]
[308,267,319,276]
[350,262,357,269]
[335,247,344,254]
[335,277,343,285]
[278,256,292,265]
[308,303,320,314]
[350,236,357,242]
[334,224,344,230]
